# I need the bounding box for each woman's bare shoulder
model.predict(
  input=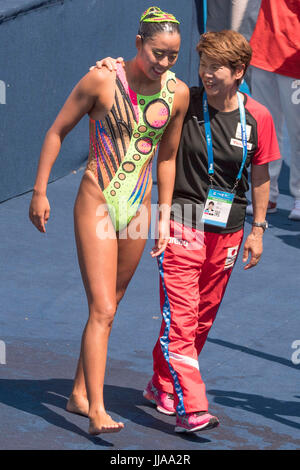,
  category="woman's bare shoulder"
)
[175,78,190,98]
[77,67,117,98]
[172,78,190,114]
